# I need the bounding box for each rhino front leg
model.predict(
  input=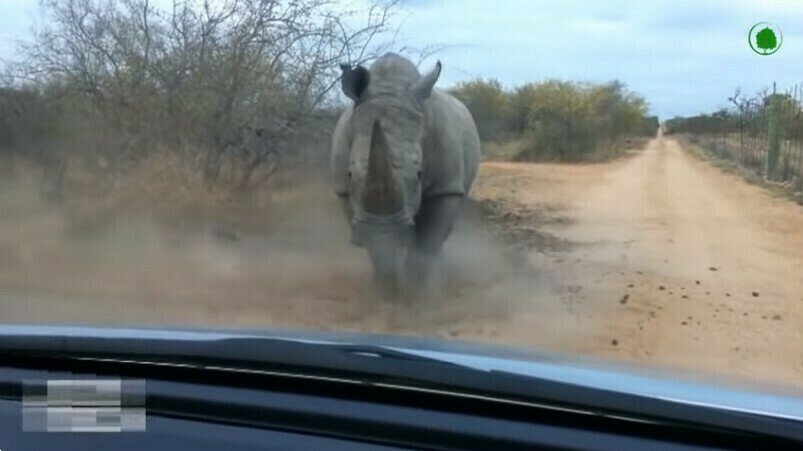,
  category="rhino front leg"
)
[338,194,368,248]
[406,195,465,300]
[367,239,402,299]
